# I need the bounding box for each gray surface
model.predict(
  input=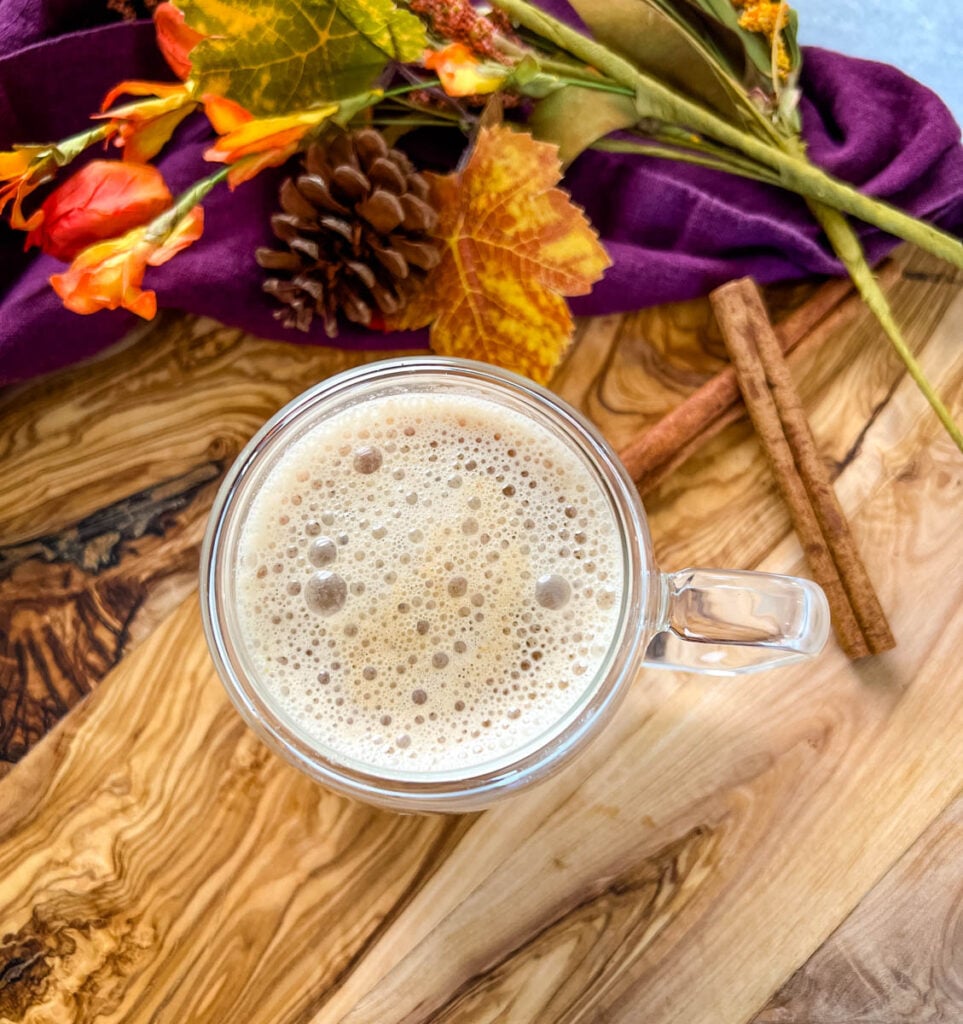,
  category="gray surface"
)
[796,0,962,126]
